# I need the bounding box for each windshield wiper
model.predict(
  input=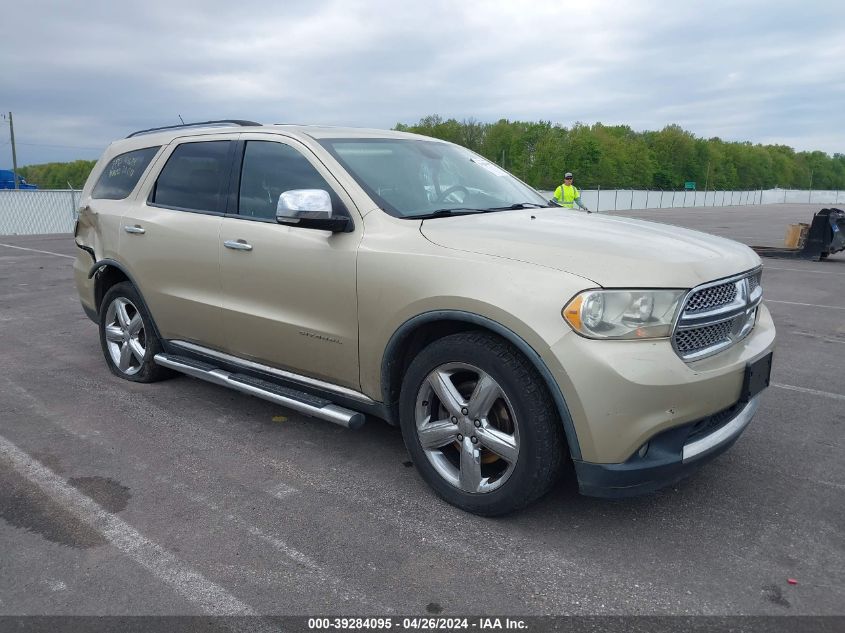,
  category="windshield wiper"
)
[409,203,550,219]
[410,208,486,219]
[485,202,550,211]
